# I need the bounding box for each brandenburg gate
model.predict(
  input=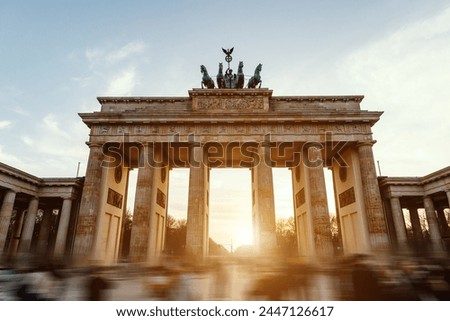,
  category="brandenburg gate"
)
[72,85,390,265]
